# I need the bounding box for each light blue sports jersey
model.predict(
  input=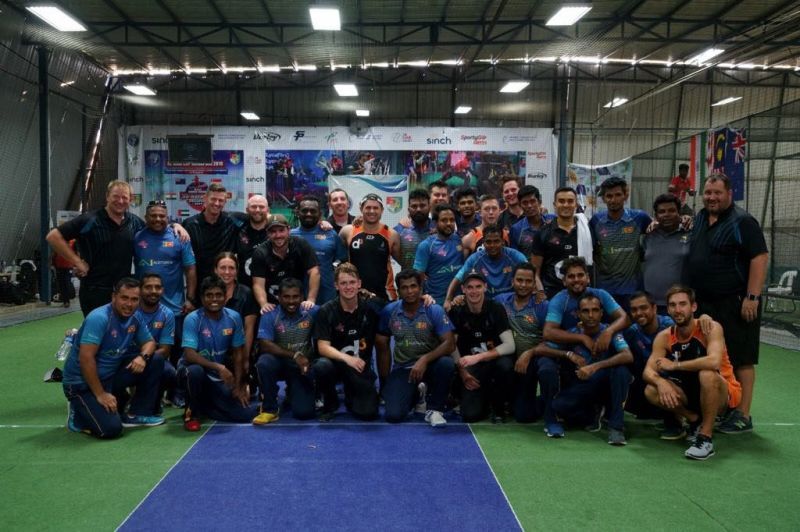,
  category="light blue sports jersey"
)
[569,324,629,363]
[589,208,651,296]
[545,287,621,331]
[378,302,453,365]
[134,227,196,313]
[292,225,347,304]
[413,233,464,304]
[126,303,175,357]
[63,305,153,386]
[394,221,434,271]
[493,292,549,356]
[182,307,244,381]
[257,305,319,357]
[455,247,528,296]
